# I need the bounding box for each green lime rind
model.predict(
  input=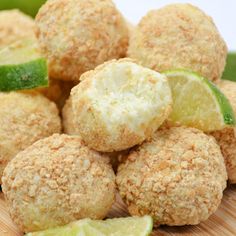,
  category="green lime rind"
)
[163,69,236,129]
[222,52,236,81]
[0,38,49,92]
[0,58,48,92]
[206,79,236,125]
[0,0,47,17]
